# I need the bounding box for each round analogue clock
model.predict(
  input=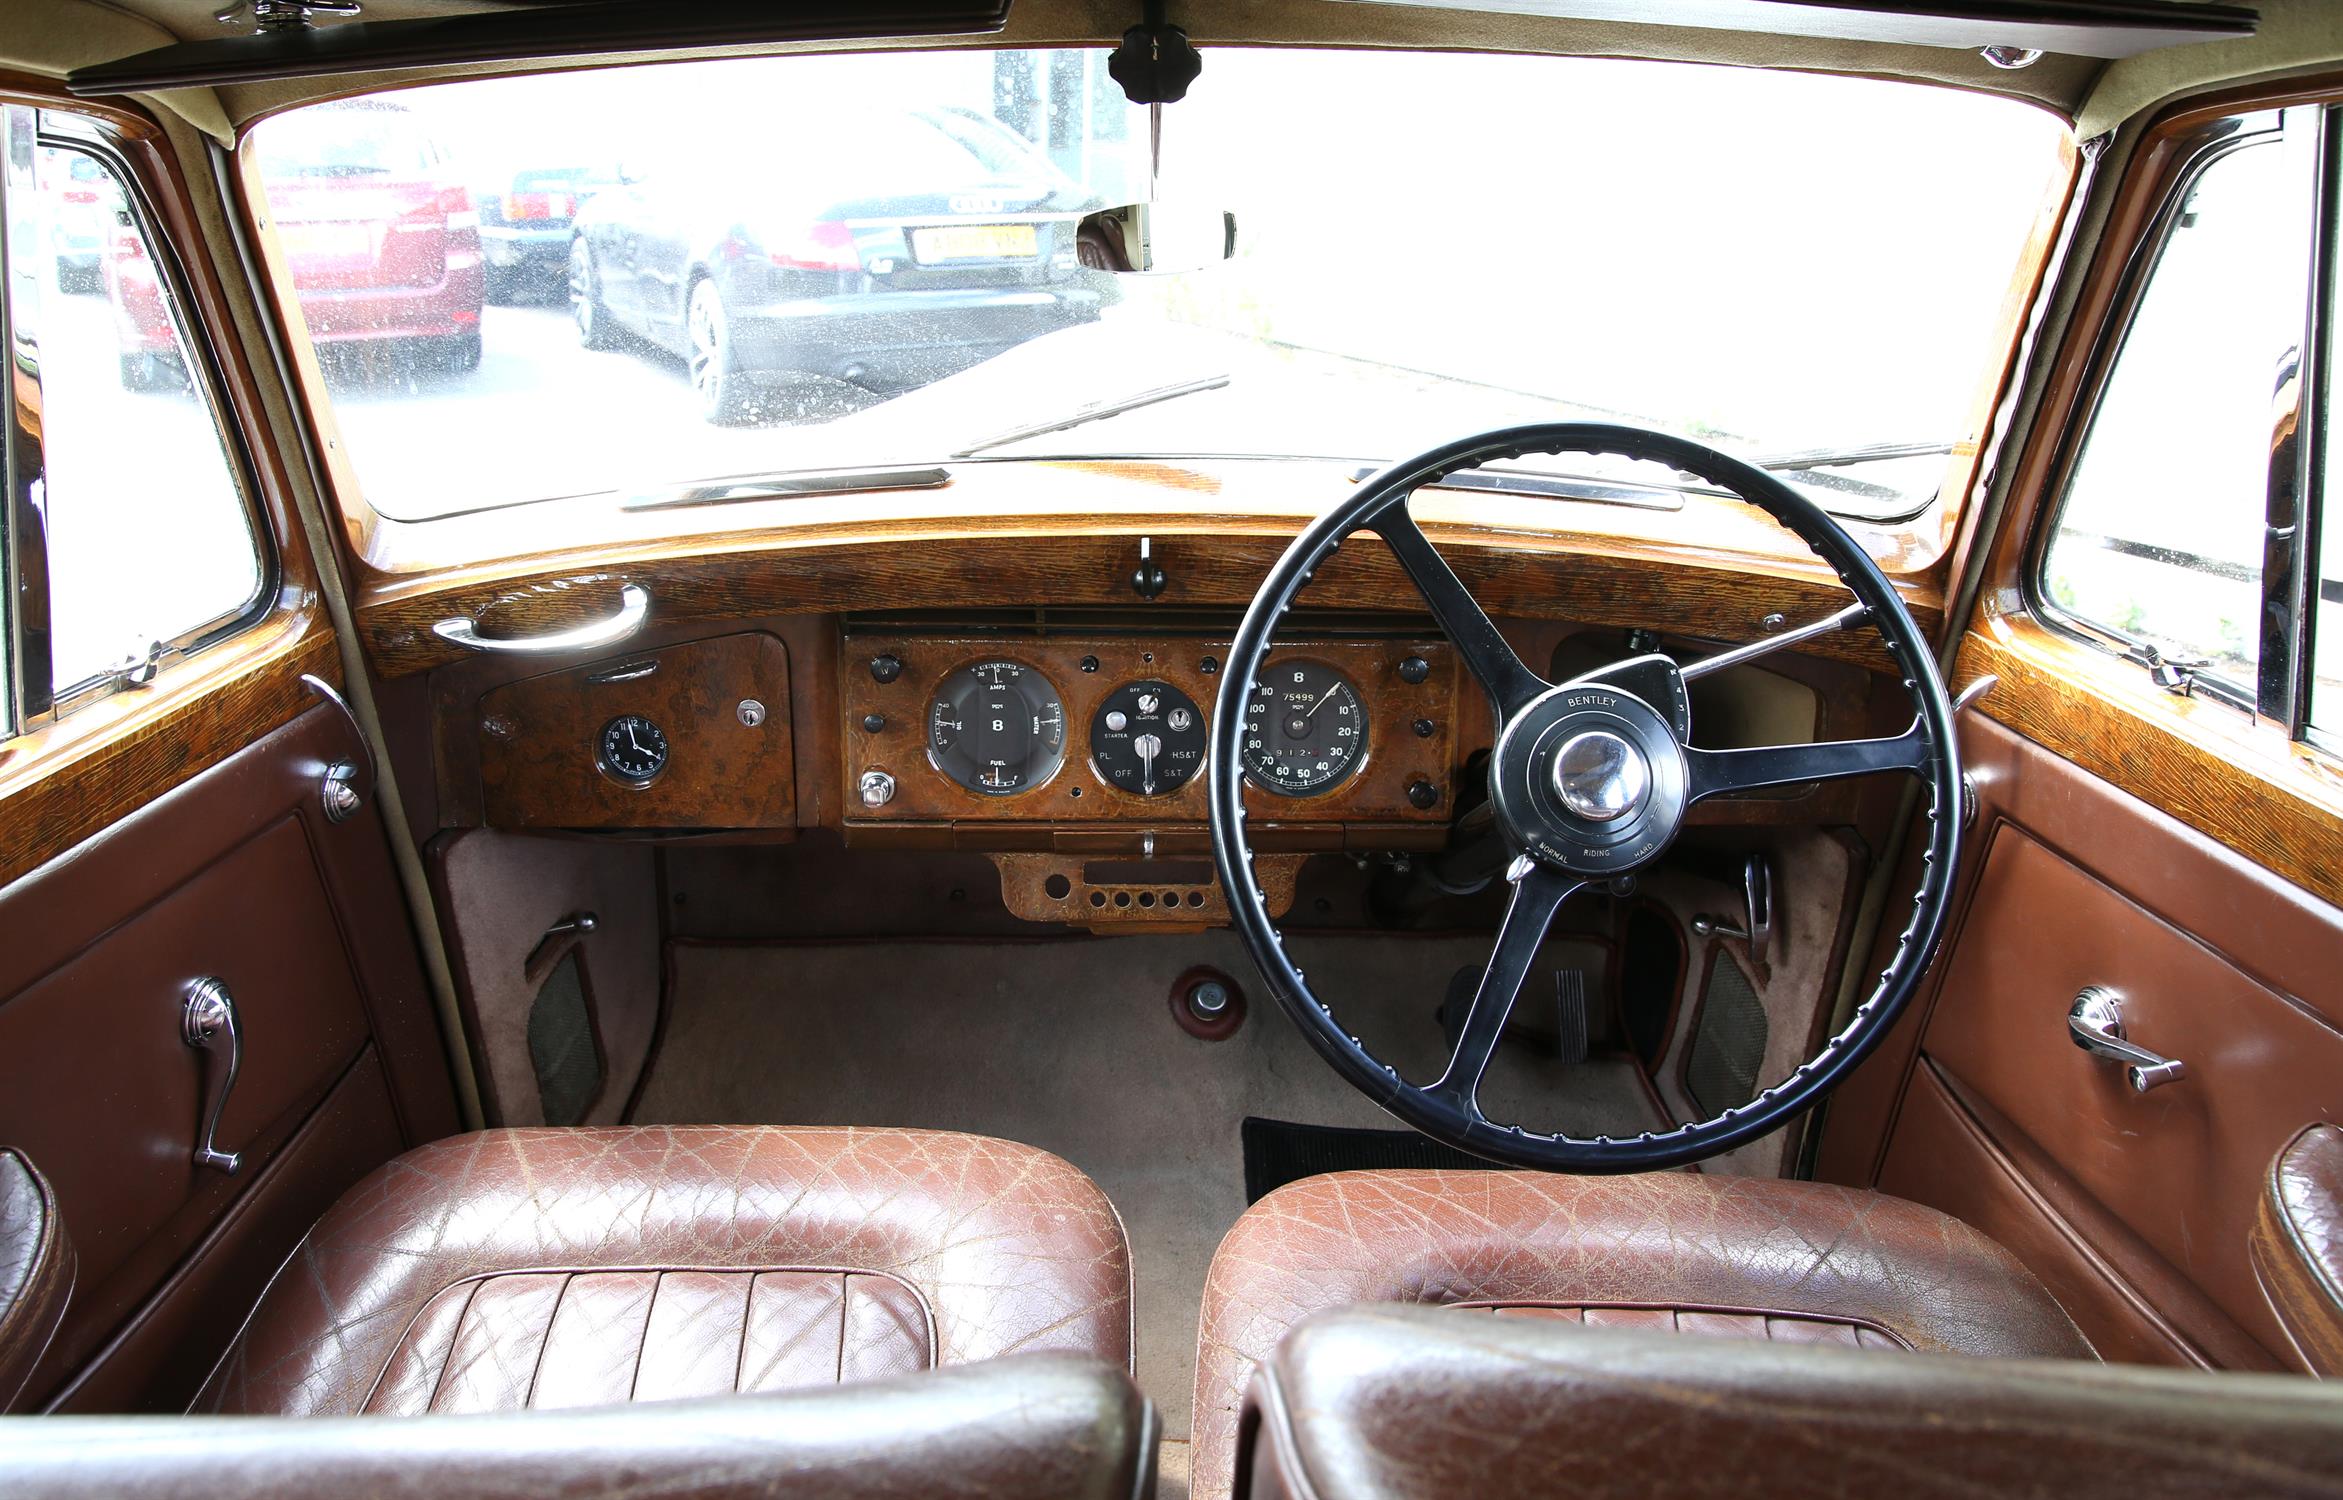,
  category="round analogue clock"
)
[598,713,669,787]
